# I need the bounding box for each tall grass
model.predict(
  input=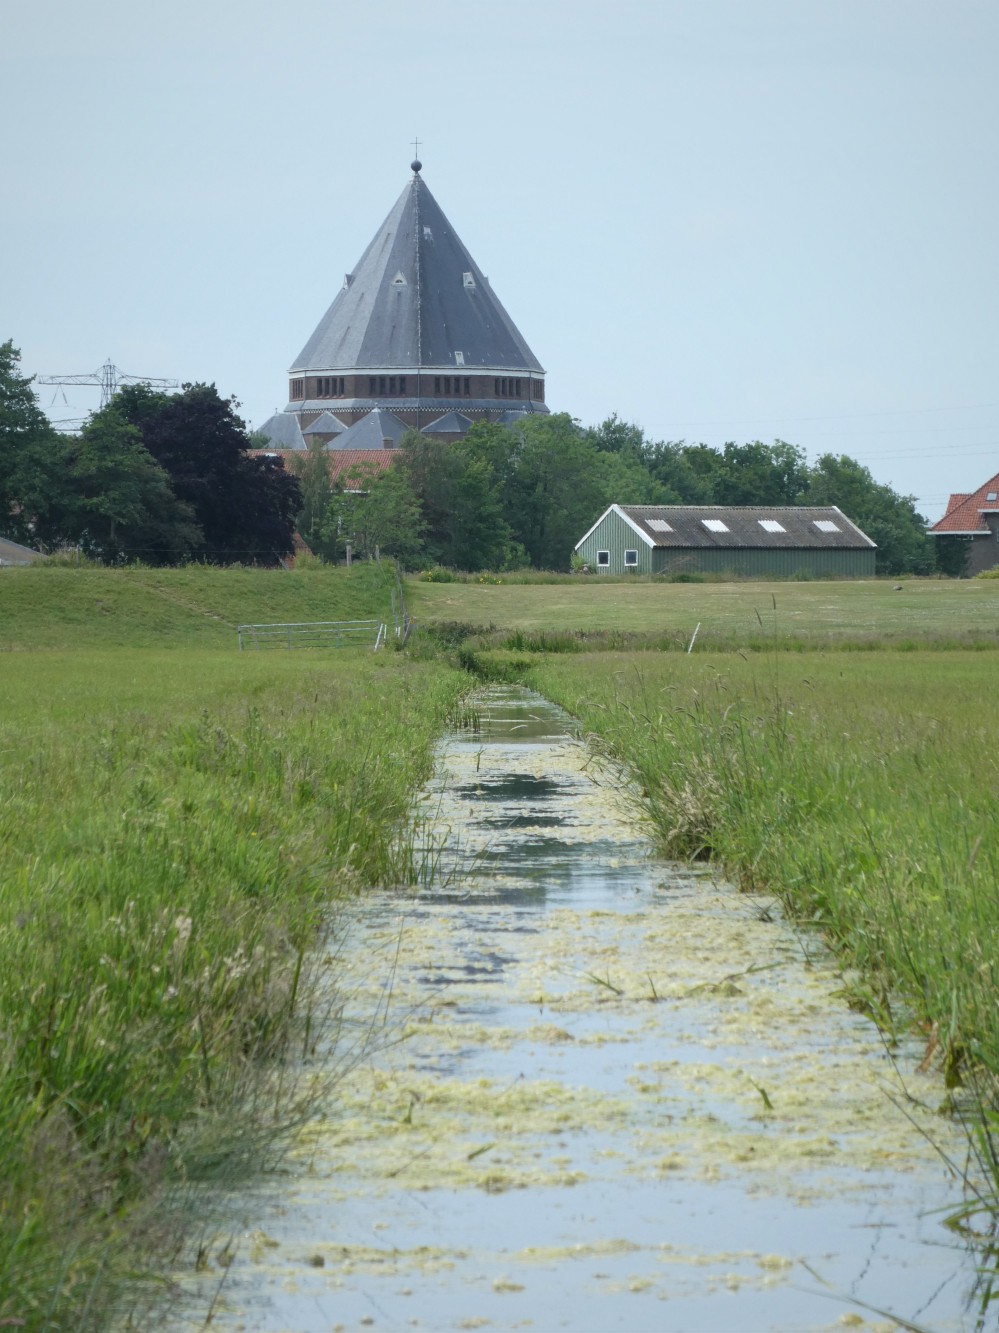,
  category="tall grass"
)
[513,651,999,1235]
[0,650,466,1329]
